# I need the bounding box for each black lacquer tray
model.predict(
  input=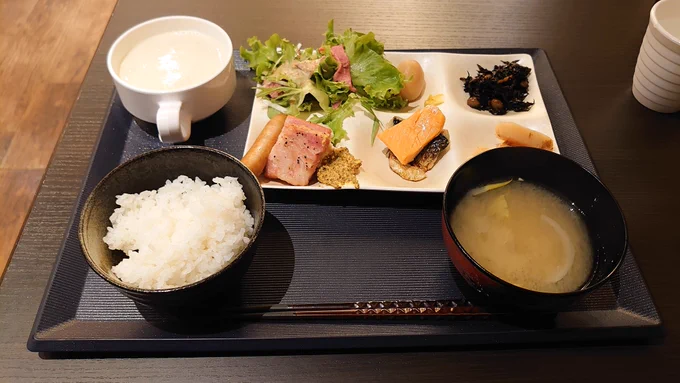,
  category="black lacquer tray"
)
[28,49,661,353]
